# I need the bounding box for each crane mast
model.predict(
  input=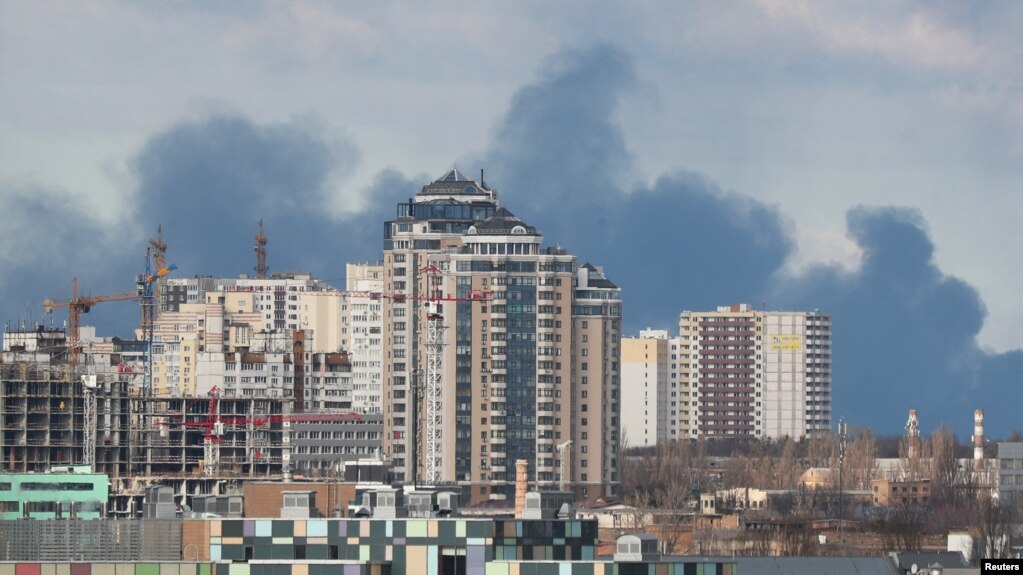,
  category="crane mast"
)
[254,220,268,279]
[203,386,223,477]
[42,278,138,366]
[82,372,98,471]
[424,300,446,485]
[557,440,573,492]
